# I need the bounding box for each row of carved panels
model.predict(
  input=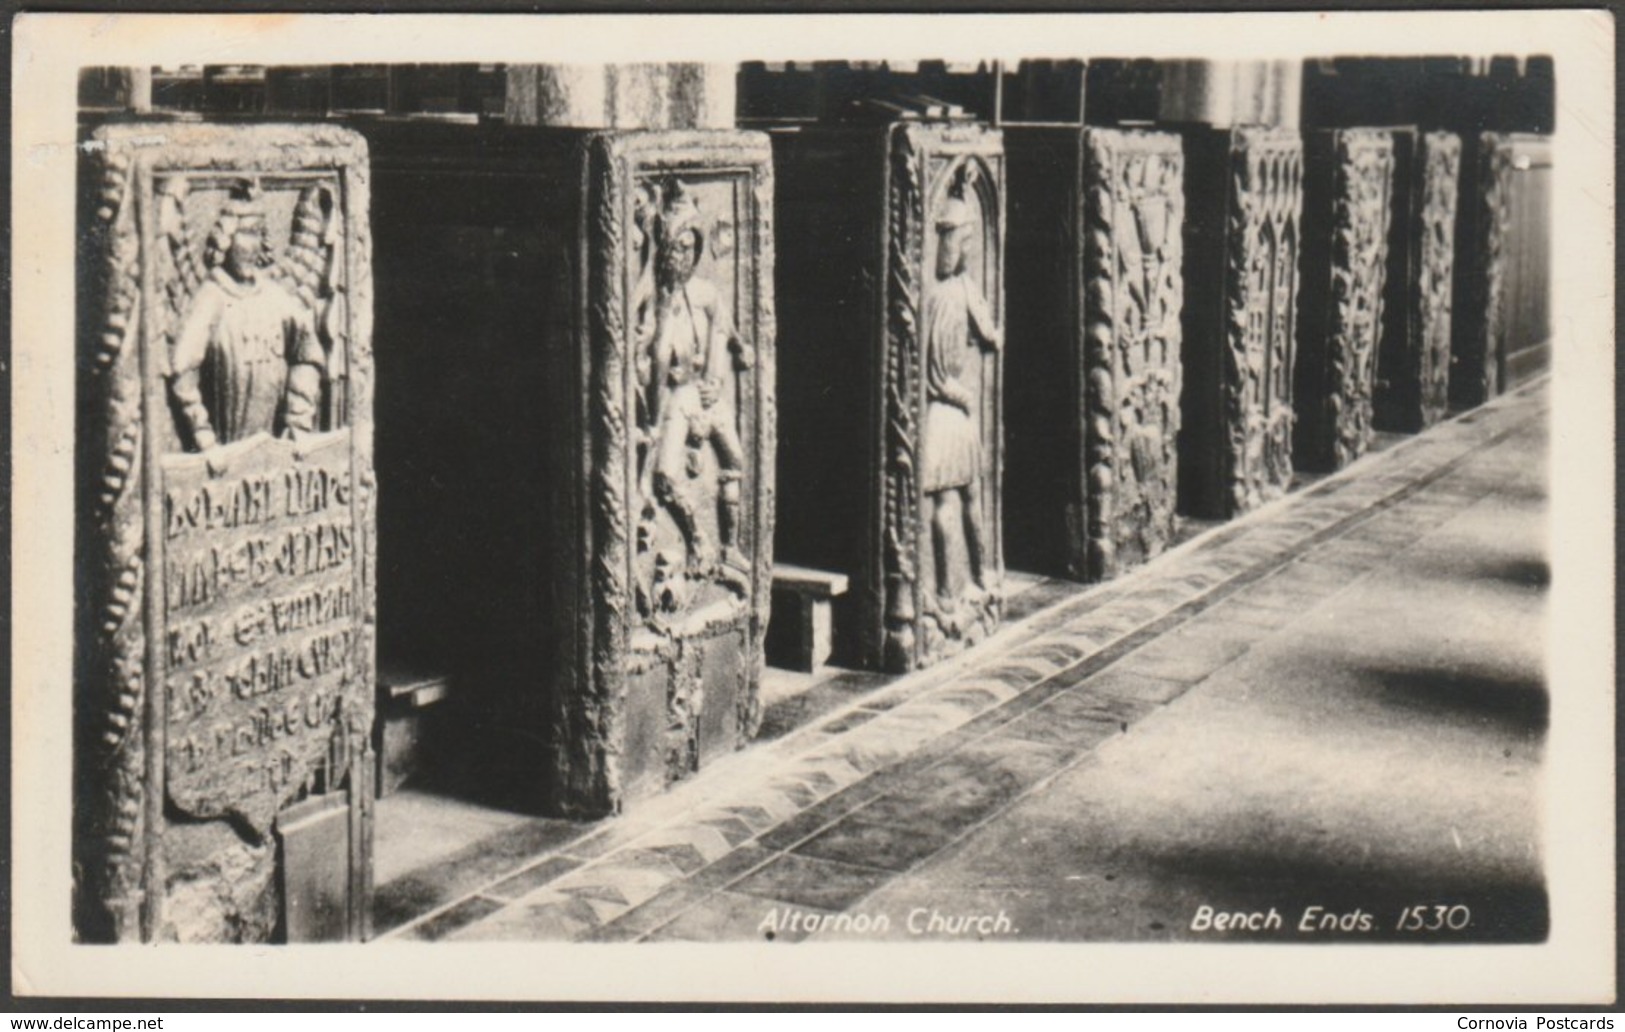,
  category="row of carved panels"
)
[72,118,1542,944]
